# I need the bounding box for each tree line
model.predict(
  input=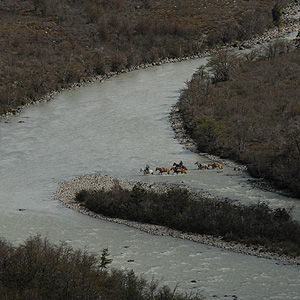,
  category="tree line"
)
[0,0,292,115]
[178,41,300,197]
[76,182,300,257]
[0,235,204,300]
